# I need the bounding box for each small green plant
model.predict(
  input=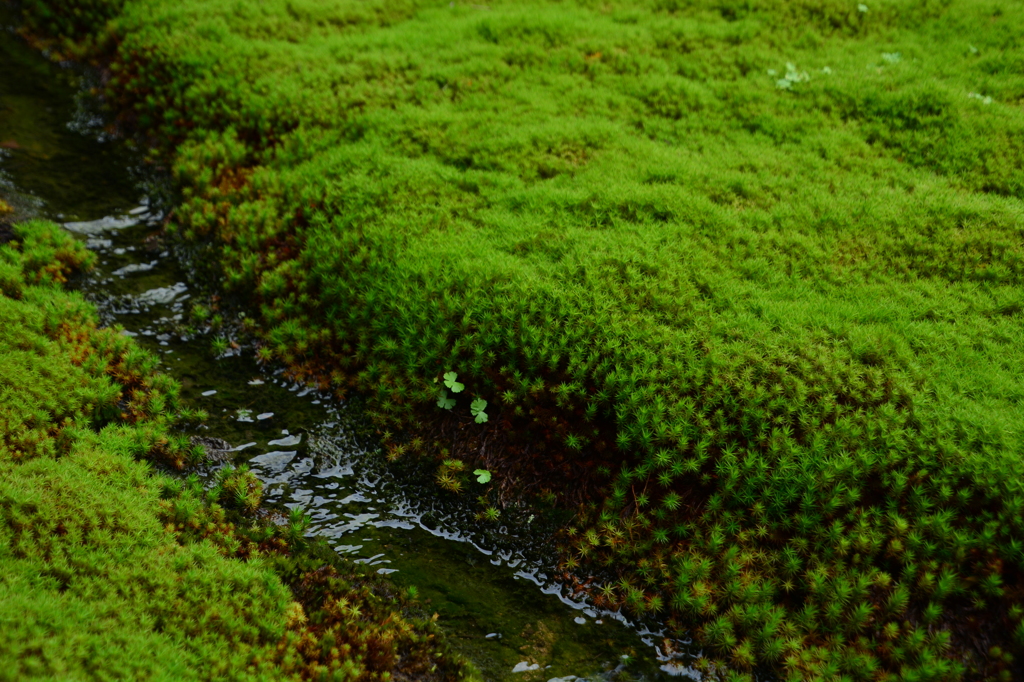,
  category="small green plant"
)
[774,62,809,90]
[442,371,464,393]
[436,458,466,493]
[470,398,488,424]
[190,303,210,324]
[436,389,456,410]
[473,469,491,484]
[211,337,229,355]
